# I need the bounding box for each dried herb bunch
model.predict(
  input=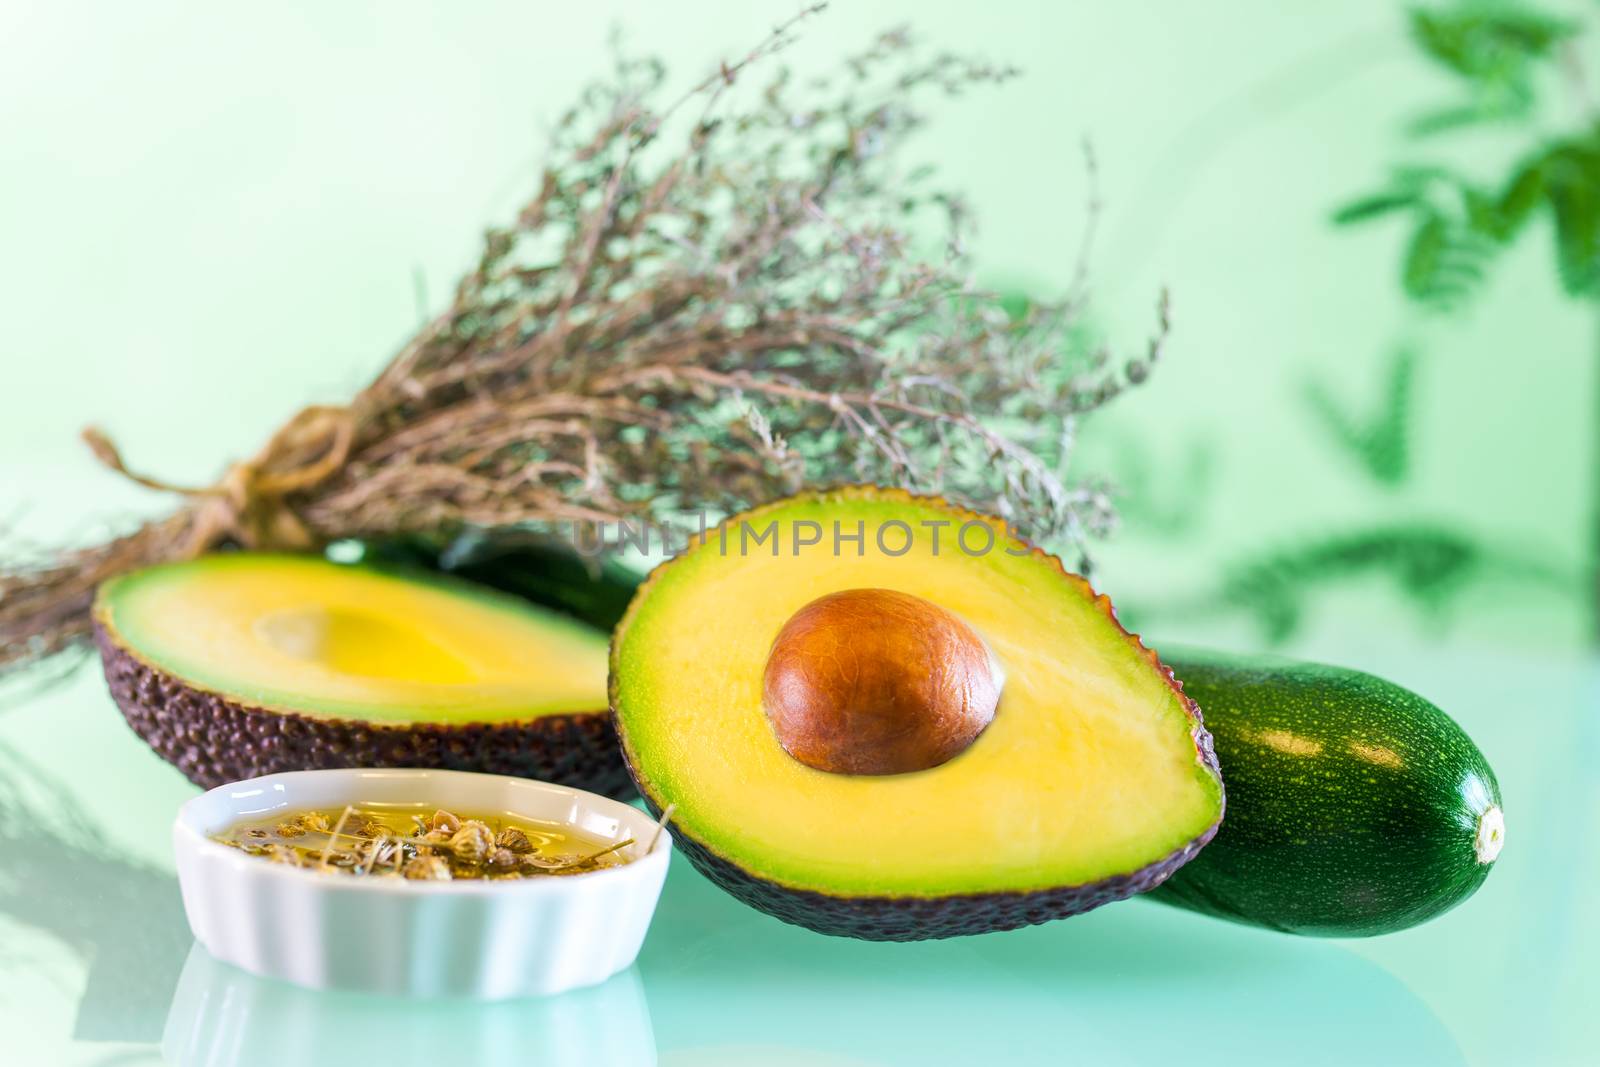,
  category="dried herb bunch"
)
[0,8,1164,676]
